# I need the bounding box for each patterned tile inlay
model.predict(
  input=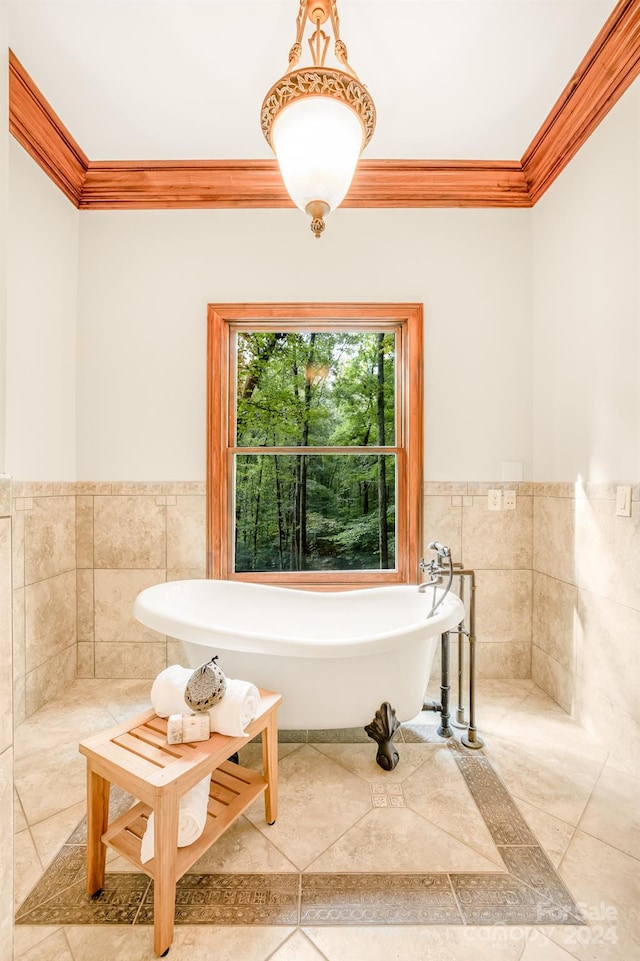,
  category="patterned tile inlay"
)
[16,865,150,925]
[500,845,584,922]
[301,874,460,924]
[15,738,586,929]
[370,782,406,807]
[137,874,299,926]
[454,751,538,845]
